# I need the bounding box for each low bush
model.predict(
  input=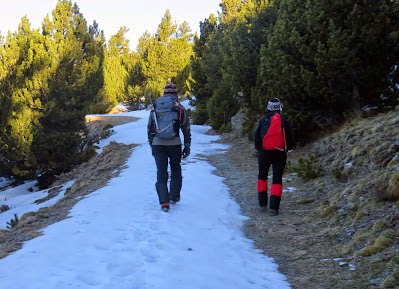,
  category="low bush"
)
[293,155,323,181]
[321,205,339,218]
[387,171,399,200]
[0,204,10,213]
[382,270,399,289]
[373,220,388,234]
[357,230,395,257]
[6,214,19,229]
